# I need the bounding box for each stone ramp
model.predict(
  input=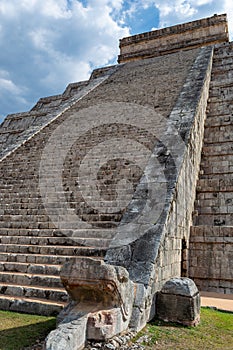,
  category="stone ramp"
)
[189,42,233,294]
